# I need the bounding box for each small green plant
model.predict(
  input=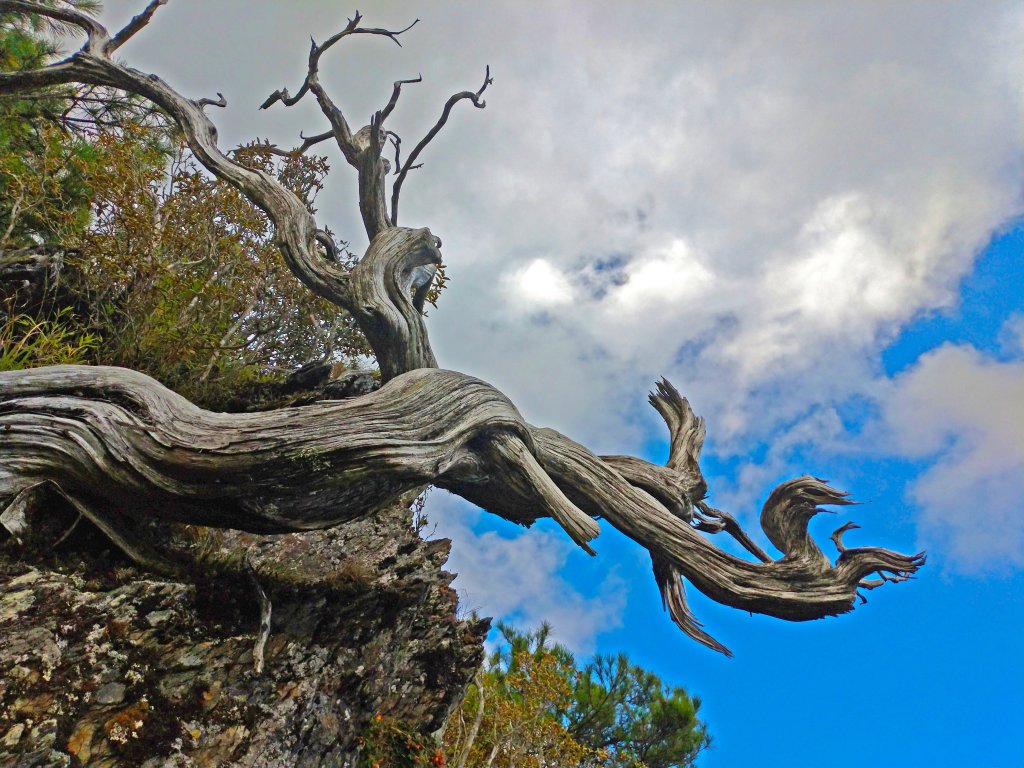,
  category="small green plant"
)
[0,306,99,370]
